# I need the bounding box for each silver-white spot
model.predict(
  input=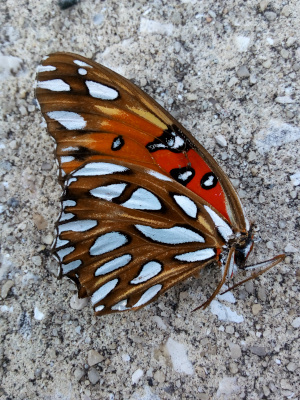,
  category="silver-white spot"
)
[61,156,75,163]
[61,146,79,152]
[135,225,205,244]
[95,254,132,276]
[63,200,76,208]
[91,279,118,305]
[73,162,128,176]
[86,80,119,100]
[121,188,161,210]
[133,284,162,308]
[47,111,86,130]
[37,79,70,91]
[55,238,69,248]
[66,177,77,186]
[178,171,192,181]
[130,261,162,284]
[173,195,197,218]
[58,220,97,234]
[78,68,87,75]
[175,248,215,262]
[59,212,75,222]
[203,175,214,187]
[74,60,92,68]
[57,246,75,261]
[37,65,56,72]
[147,170,173,182]
[62,259,82,274]
[111,299,130,311]
[204,205,233,241]
[95,305,105,312]
[90,232,128,256]
[90,183,127,201]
